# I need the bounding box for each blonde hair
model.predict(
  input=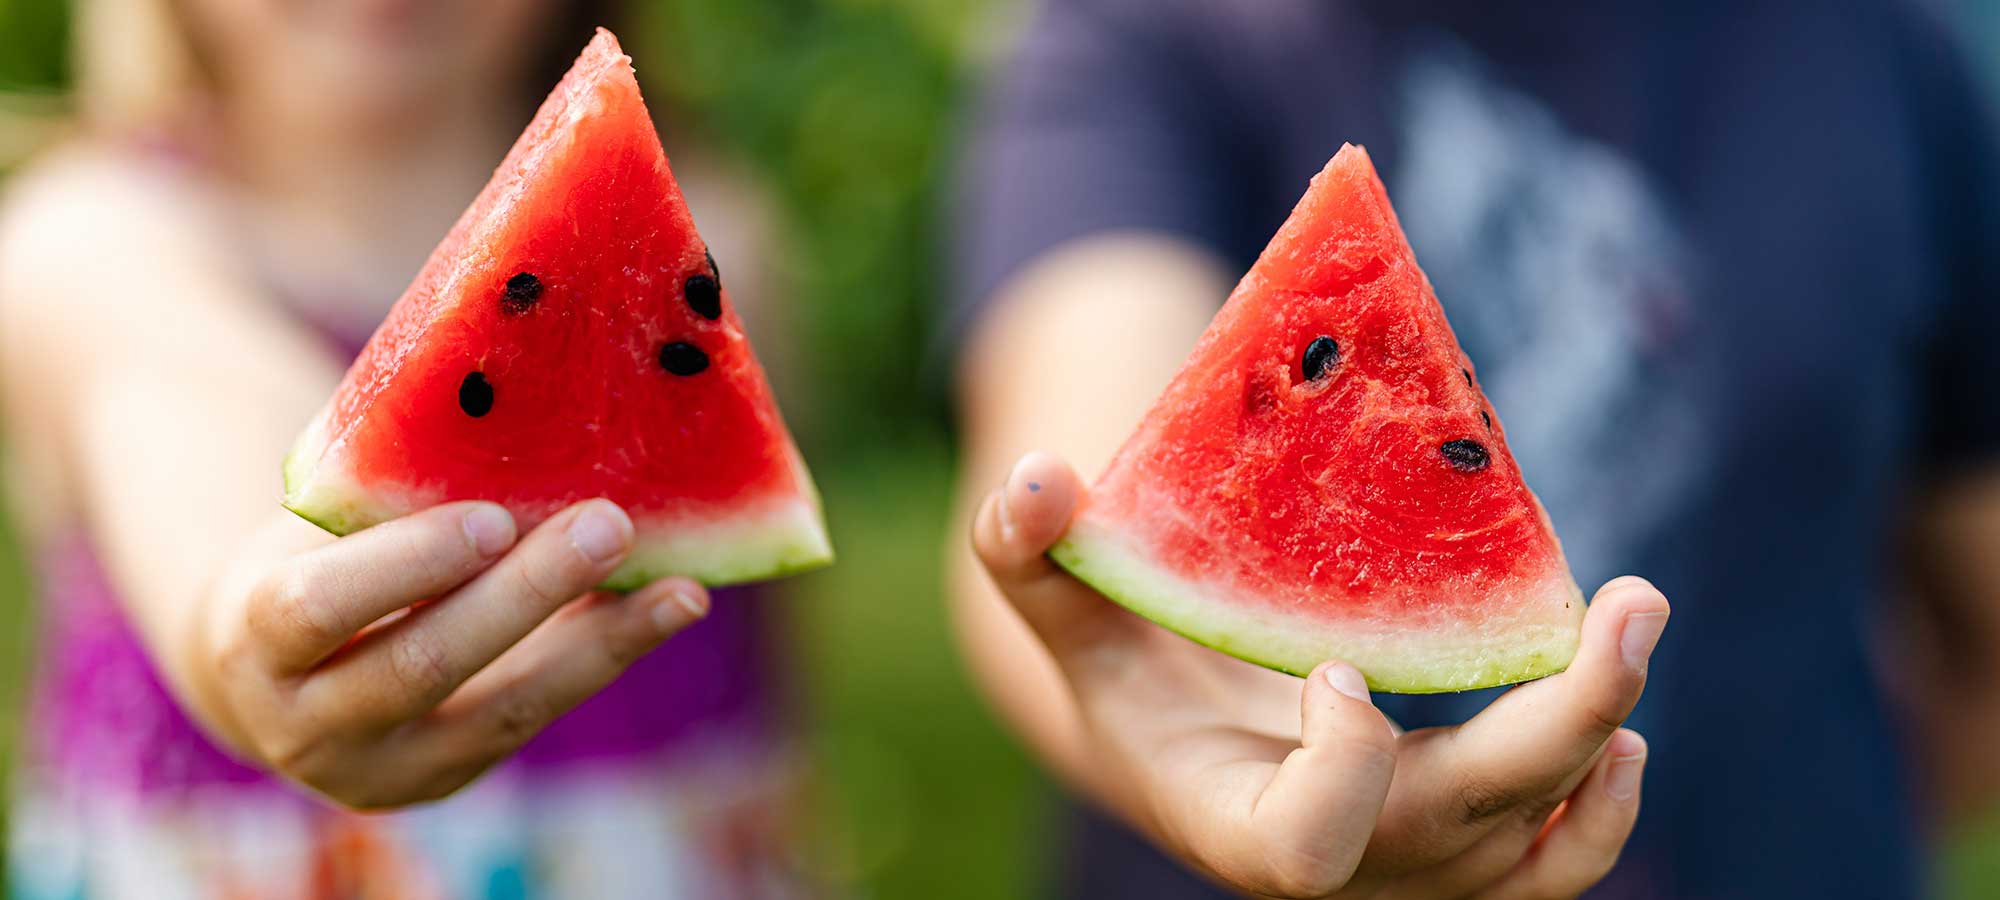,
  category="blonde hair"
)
[73,0,205,135]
